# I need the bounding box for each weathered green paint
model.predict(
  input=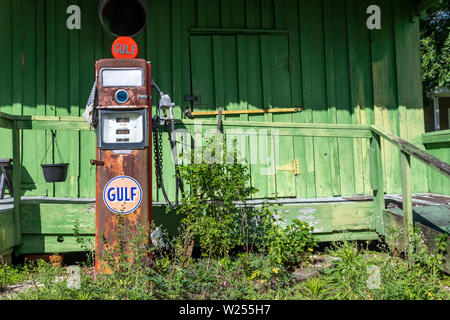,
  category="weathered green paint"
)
[0,0,442,203]
[401,151,413,260]
[0,209,15,256]
[270,201,376,233]
[370,134,385,234]
[422,131,450,195]
[19,235,95,255]
[12,123,21,246]
[14,198,378,254]
[0,0,448,255]
[372,125,450,178]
